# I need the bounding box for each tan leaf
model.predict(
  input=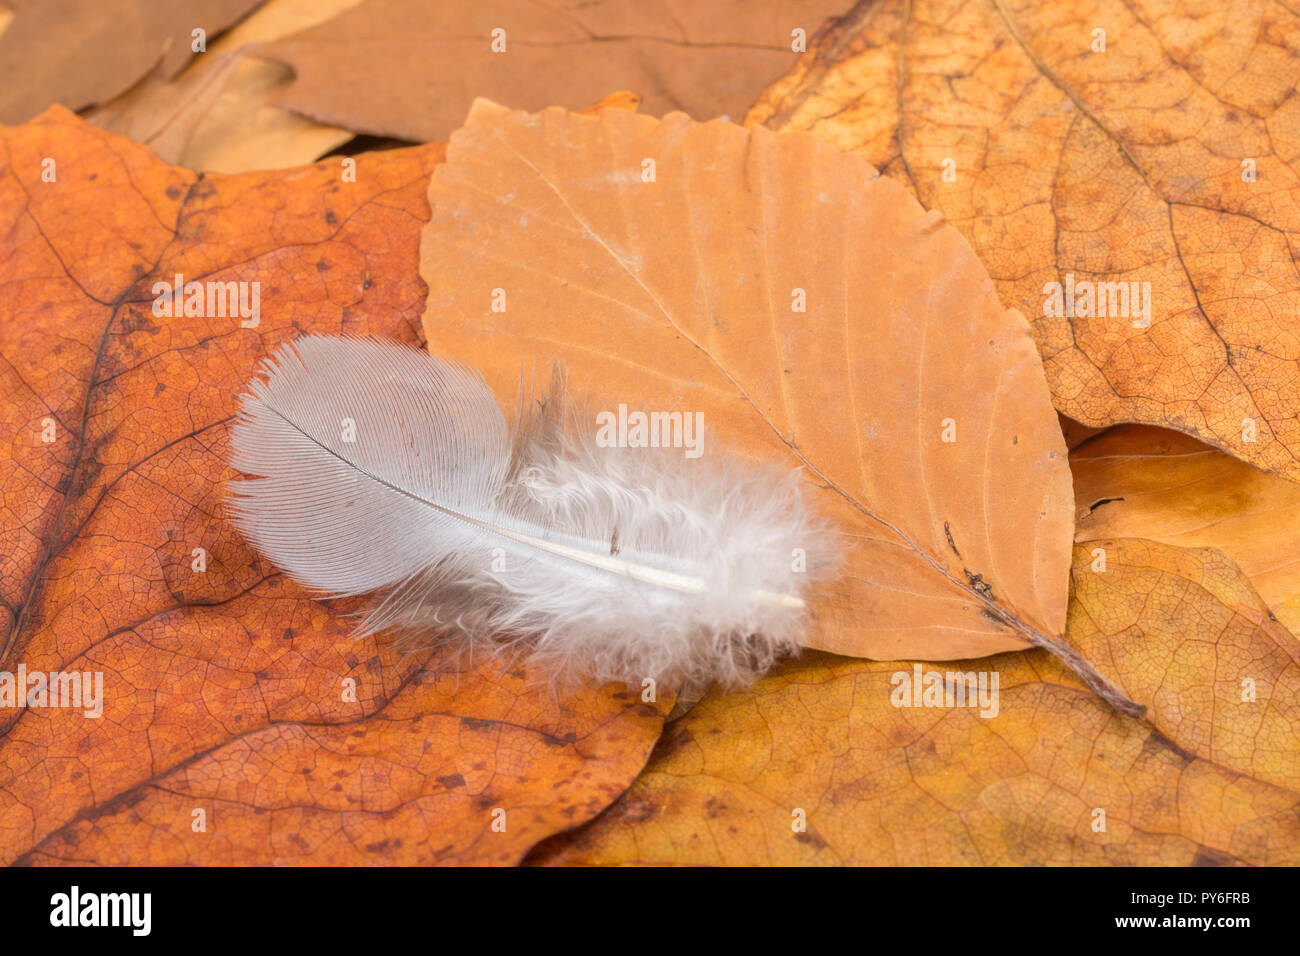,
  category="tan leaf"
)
[86,0,364,172]
[413,100,1127,706]
[0,0,266,123]
[87,50,250,164]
